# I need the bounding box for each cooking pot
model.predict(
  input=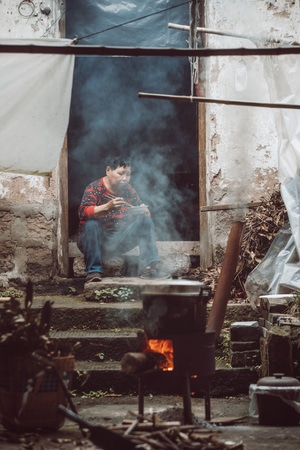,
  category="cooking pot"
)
[141,280,211,339]
[256,373,300,426]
